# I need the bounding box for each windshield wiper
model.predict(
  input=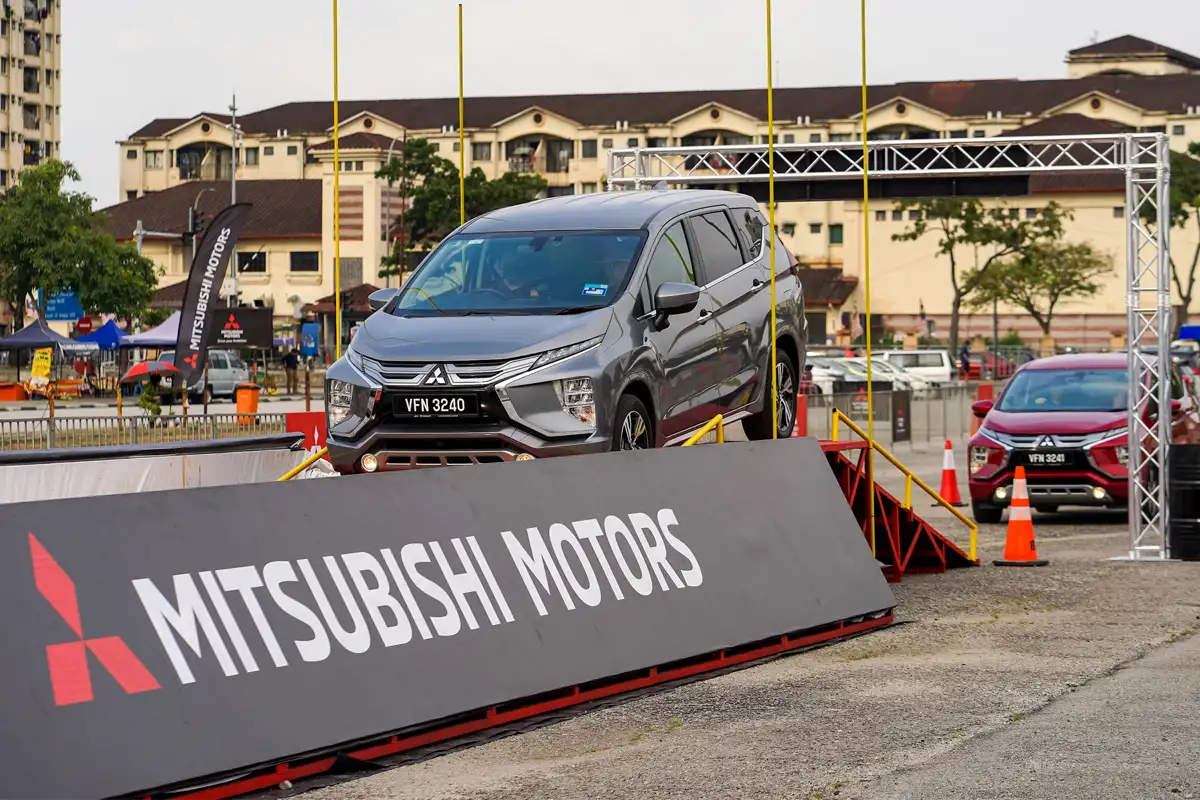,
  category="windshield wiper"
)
[554,306,597,315]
